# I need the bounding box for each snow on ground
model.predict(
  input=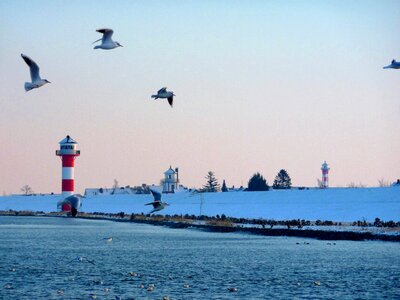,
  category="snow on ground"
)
[0,187,399,222]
